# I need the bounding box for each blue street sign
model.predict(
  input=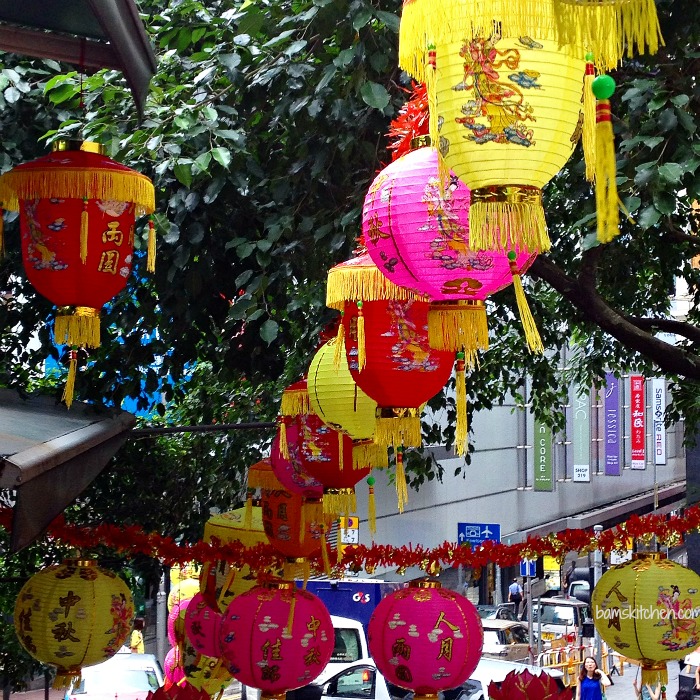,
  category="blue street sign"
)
[520,559,537,578]
[457,522,501,547]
